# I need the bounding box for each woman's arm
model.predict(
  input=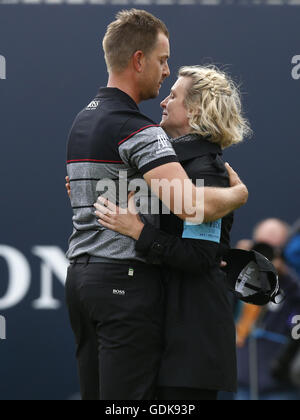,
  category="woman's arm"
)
[135,222,218,273]
[94,195,218,273]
